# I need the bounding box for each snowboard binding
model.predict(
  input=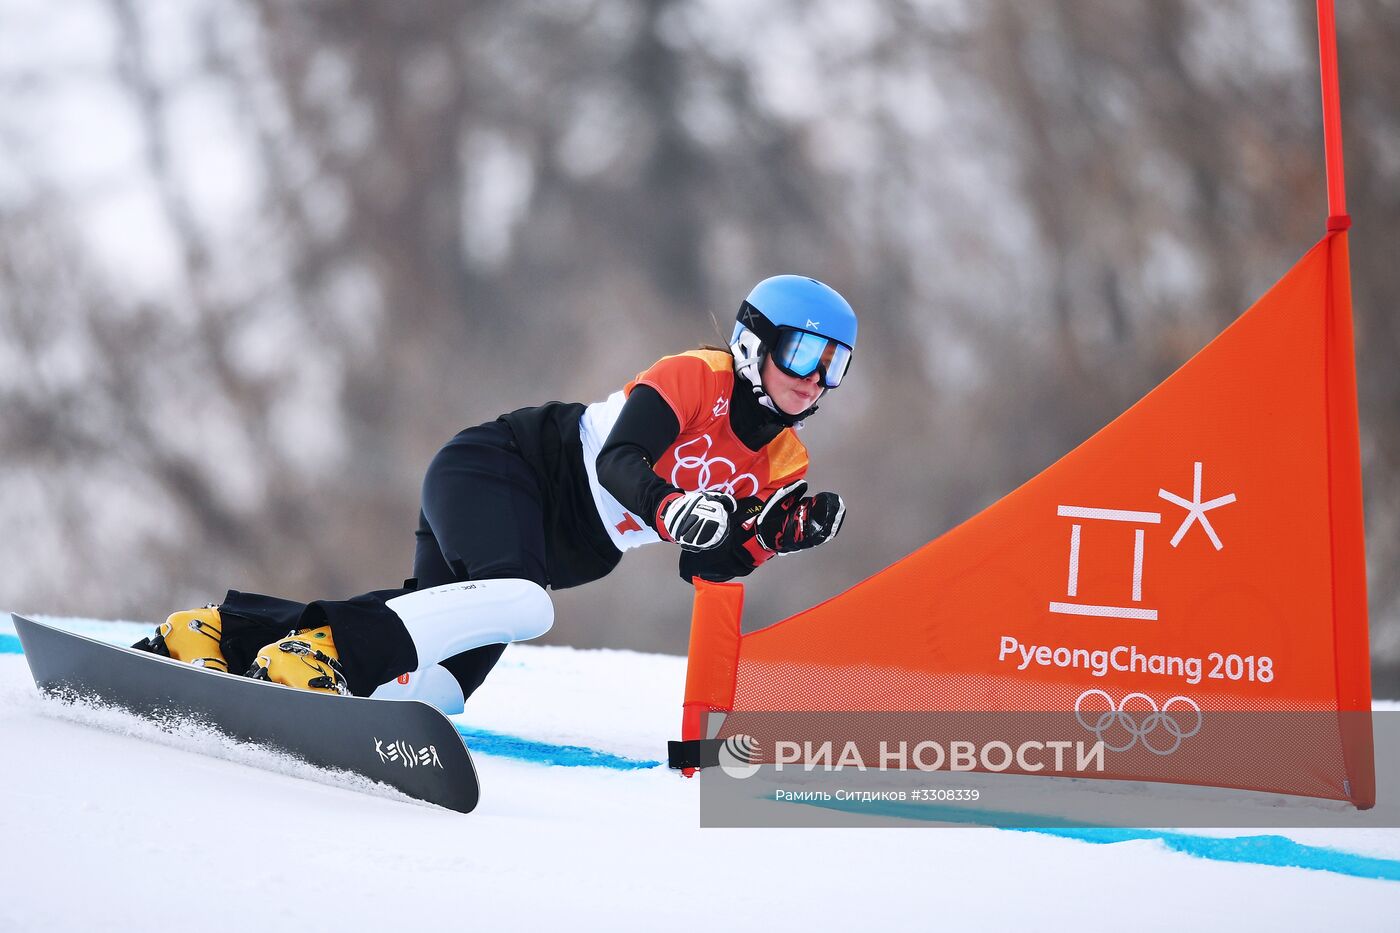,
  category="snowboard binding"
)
[248,626,351,696]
